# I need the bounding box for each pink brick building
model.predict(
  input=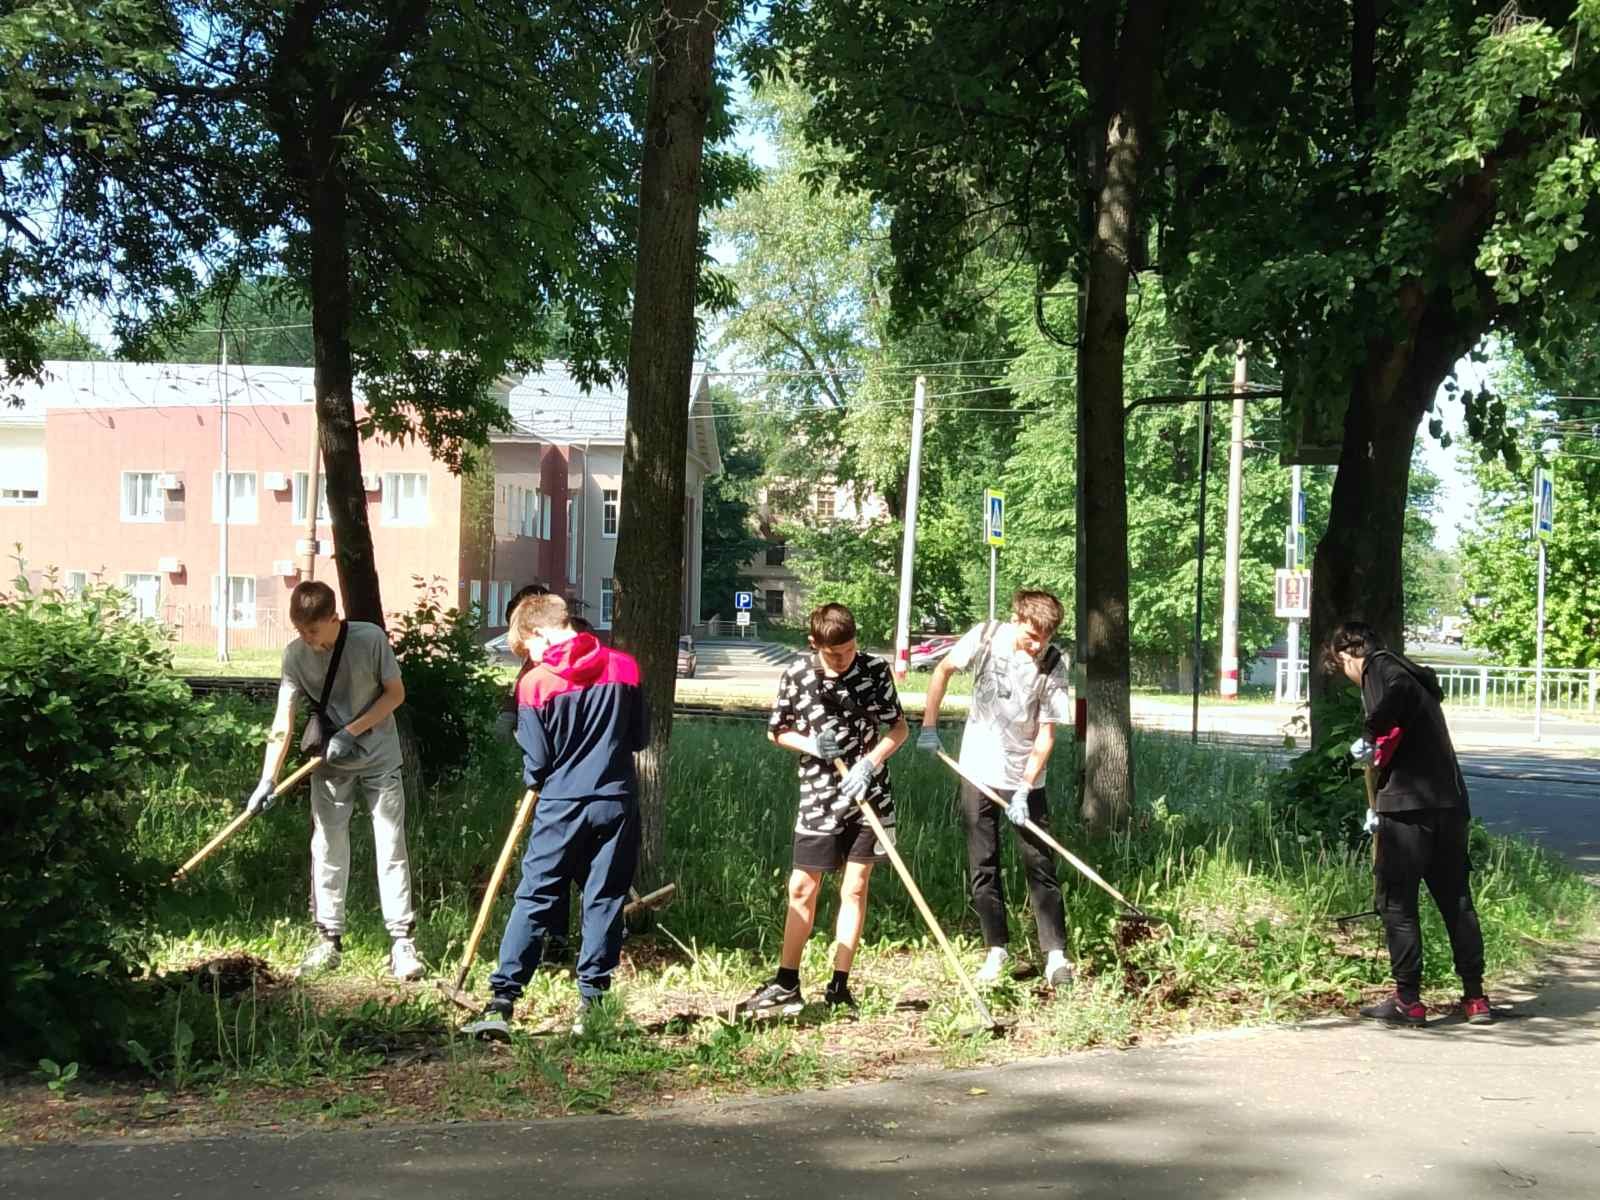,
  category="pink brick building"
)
[0,361,718,650]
